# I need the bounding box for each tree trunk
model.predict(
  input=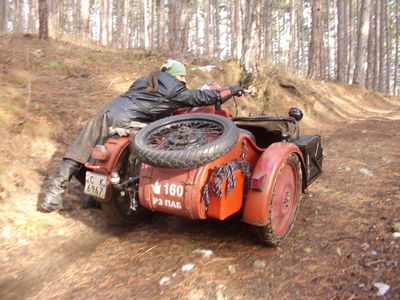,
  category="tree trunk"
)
[195,0,200,55]
[115,0,123,47]
[101,0,110,45]
[58,0,67,35]
[394,0,399,95]
[241,0,261,73]
[372,0,380,90]
[366,3,376,90]
[158,0,165,48]
[0,0,8,31]
[140,0,149,48]
[27,0,37,33]
[74,0,81,39]
[213,0,220,57]
[122,0,129,48]
[347,0,355,81]
[308,0,324,79]
[263,0,273,63]
[38,0,49,40]
[150,0,155,49]
[276,8,282,61]
[232,0,240,58]
[289,0,297,70]
[297,0,306,73]
[129,0,137,47]
[178,0,191,53]
[210,0,215,57]
[167,0,176,51]
[109,0,113,45]
[156,0,160,47]
[342,0,350,82]
[80,0,90,40]
[353,0,372,86]
[384,0,390,93]
[168,0,190,53]
[324,0,331,79]
[15,0,24,32]
[377,0,384,91]
[235,0,244,61]
[48,0,59,37]
[204,0,211,55]
[336,0,349,82]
